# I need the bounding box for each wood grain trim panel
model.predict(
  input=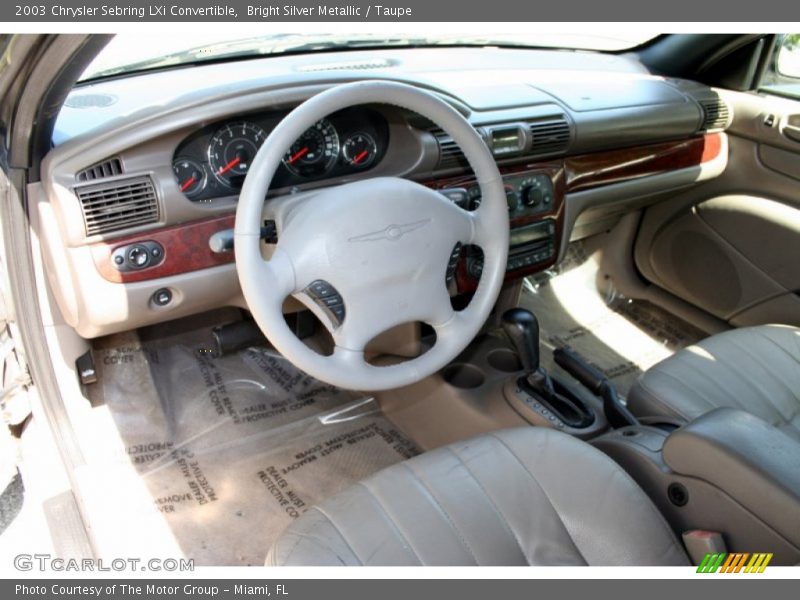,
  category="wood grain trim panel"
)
[91,215,235,283]
[565,133,722,193]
